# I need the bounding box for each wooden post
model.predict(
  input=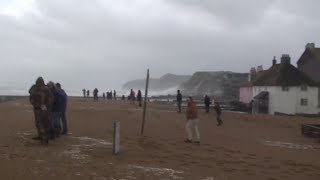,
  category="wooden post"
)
[141,69,150,135]
[113,121,120,154]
